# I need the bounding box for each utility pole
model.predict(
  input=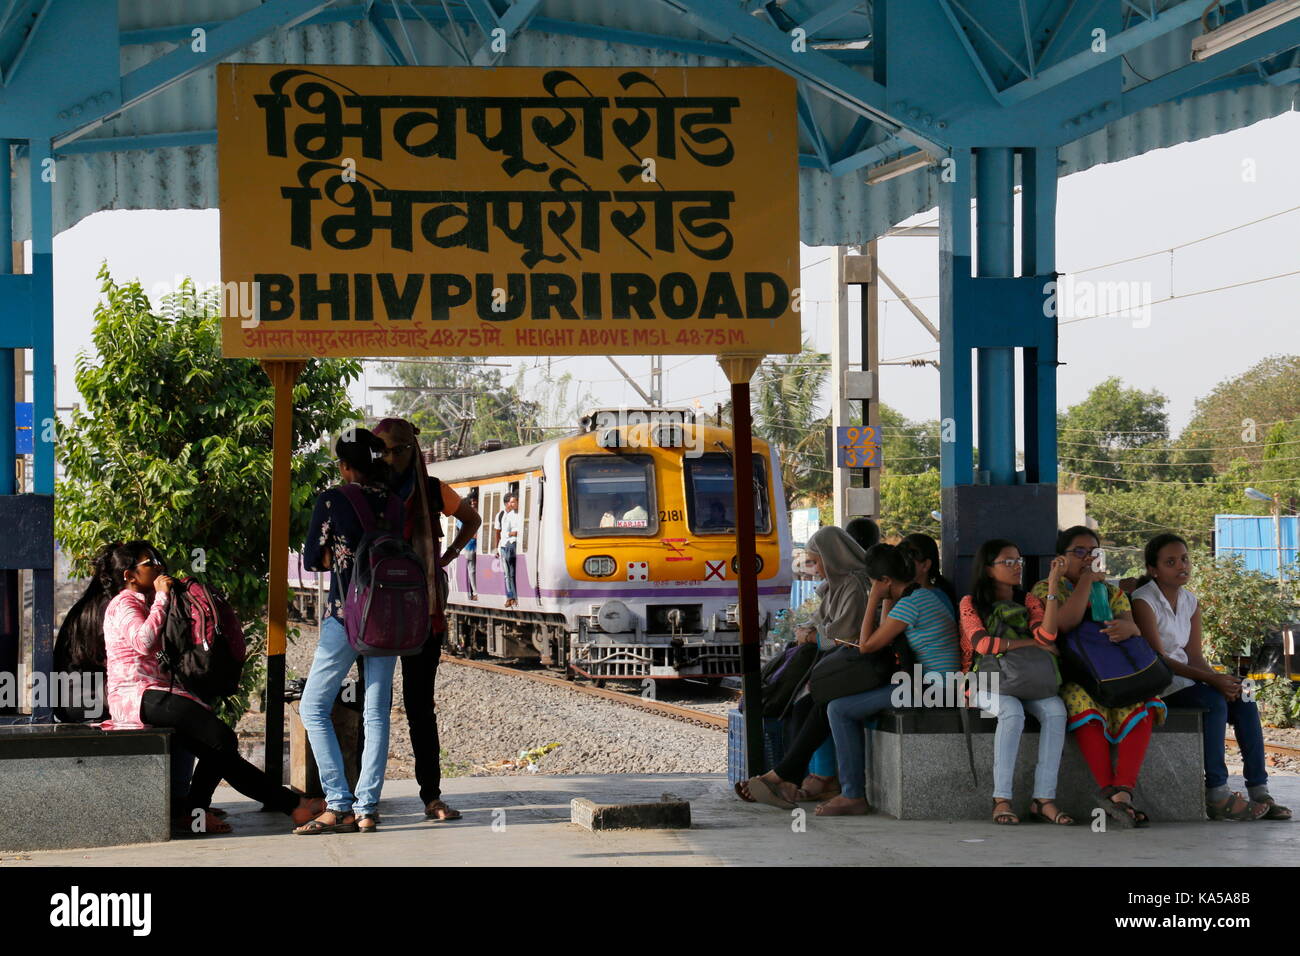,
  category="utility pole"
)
[832,244,880,523]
